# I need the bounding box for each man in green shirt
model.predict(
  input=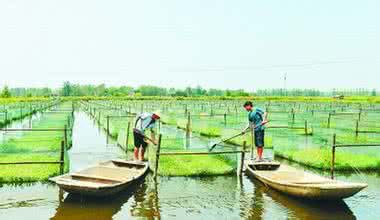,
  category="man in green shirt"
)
[242,101,268,161]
